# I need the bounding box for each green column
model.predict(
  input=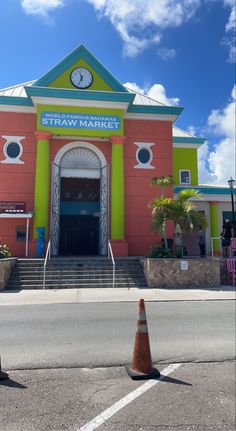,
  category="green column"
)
[111,136,125,239]
[33,132,51,238]
[210,201,220,252]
